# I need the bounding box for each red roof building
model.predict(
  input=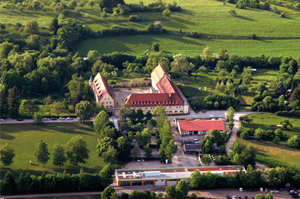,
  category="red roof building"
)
[124,65,189,115]
[90,73,115,111]
[177,120,225,136]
